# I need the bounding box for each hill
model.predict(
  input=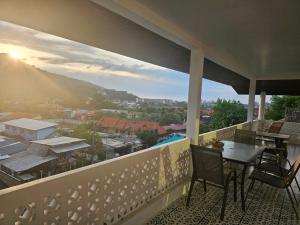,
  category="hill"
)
[0,53,138,111]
